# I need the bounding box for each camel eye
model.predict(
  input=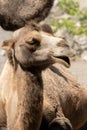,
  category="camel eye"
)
[26,38,40,46]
